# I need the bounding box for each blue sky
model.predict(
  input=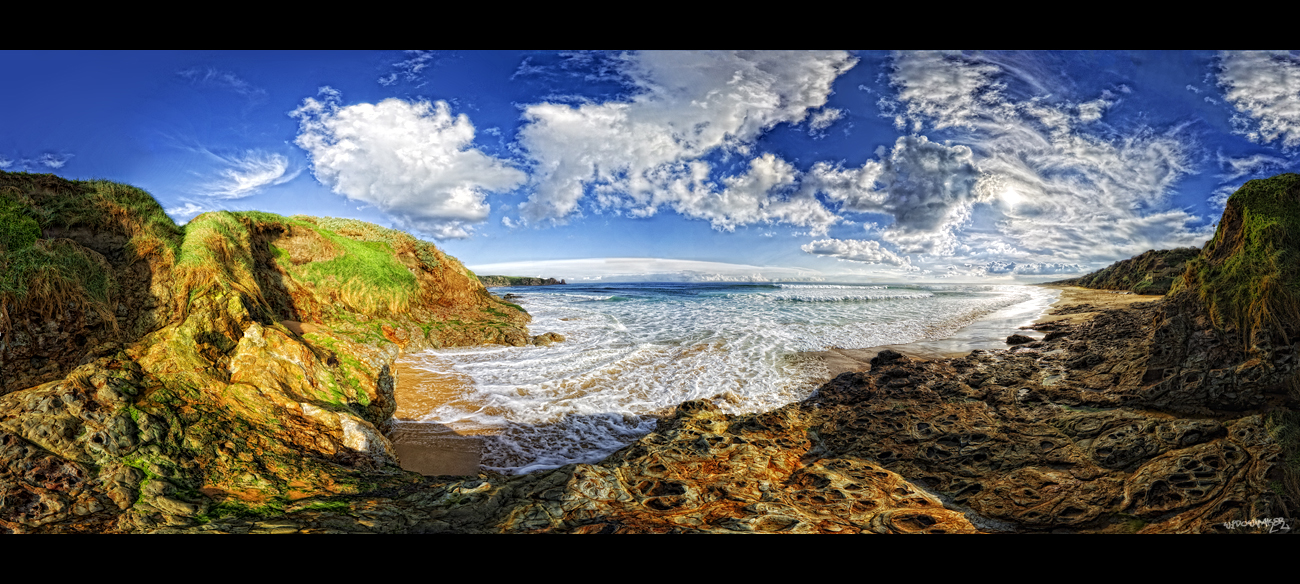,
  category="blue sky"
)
[4,50,1298,282]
